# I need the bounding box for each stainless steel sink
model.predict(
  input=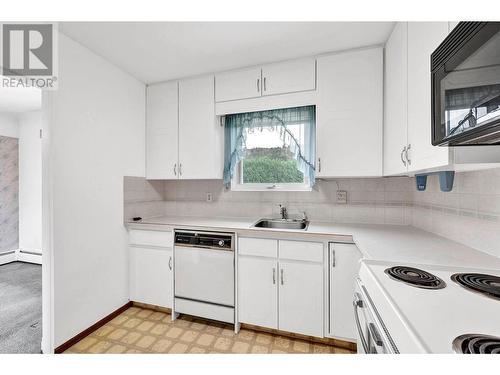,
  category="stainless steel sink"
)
[252,218,309,230]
